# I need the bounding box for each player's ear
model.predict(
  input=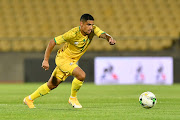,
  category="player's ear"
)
[80,21,83,26]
